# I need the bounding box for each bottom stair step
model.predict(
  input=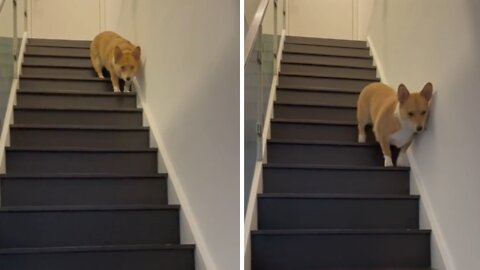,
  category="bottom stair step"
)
[252,229,431,270]
[0,244,195,270]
